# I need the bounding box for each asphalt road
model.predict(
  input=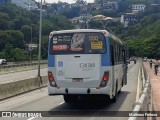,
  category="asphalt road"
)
[0,61,140,120]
